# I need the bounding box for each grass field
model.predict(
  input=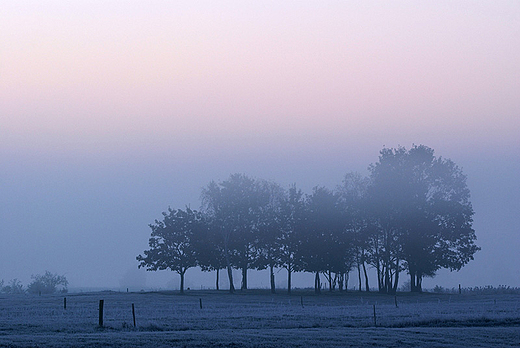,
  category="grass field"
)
[1,290,519,347]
